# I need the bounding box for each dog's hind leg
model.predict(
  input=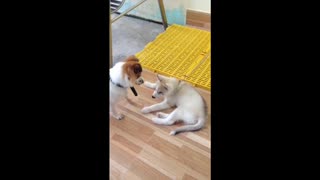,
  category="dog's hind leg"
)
[152,109,179,125]
[141,101,171,114]
[156,112,169,118]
